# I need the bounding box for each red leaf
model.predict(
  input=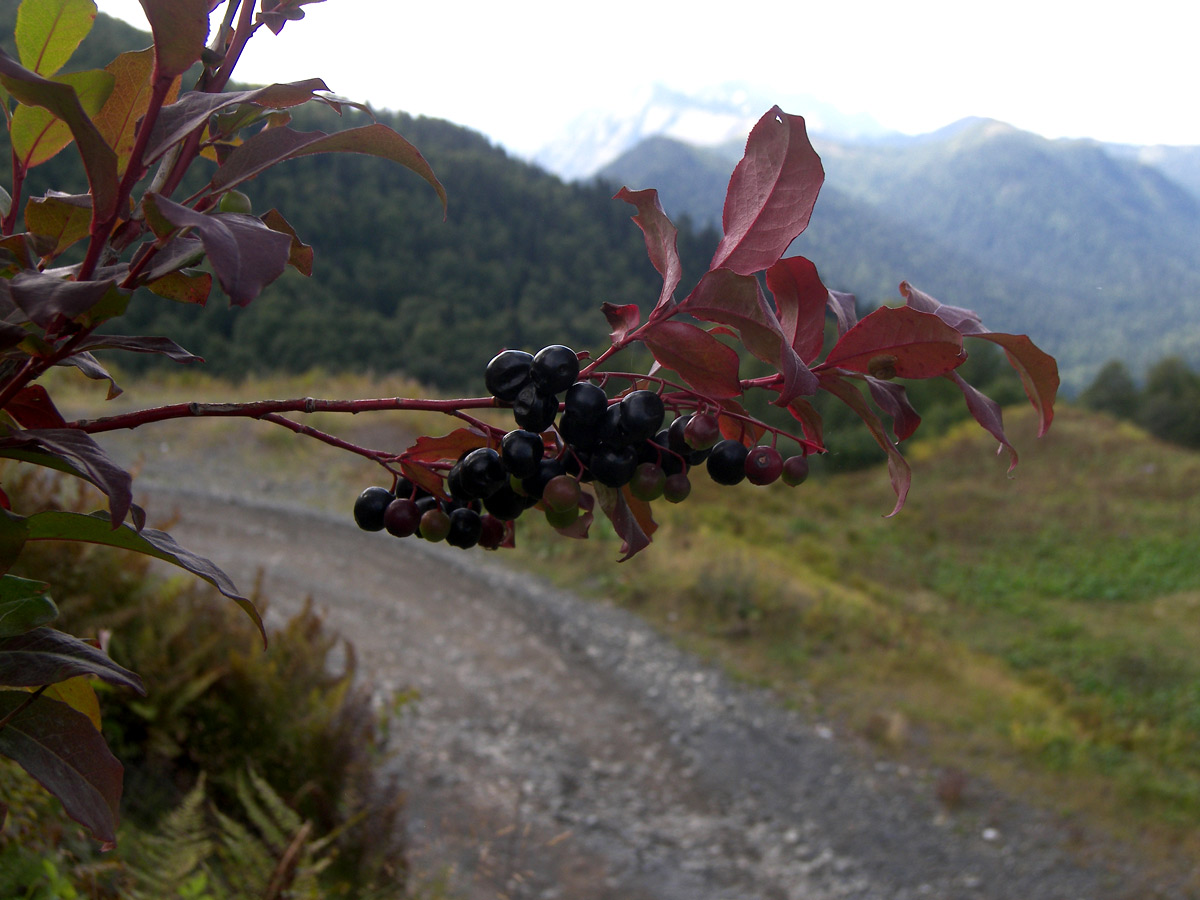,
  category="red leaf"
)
[5,430,132,527]
[972,333,1059,437]
[260,209,313,277]
[6,386,67,429]
[144,194,293,307]
[403,429,488,465]
[0,691,123,846]
[947,371,1018,471]
[899,281,986,335]
[140,0,210,78]
[765,256,829,365]
[819,372,911,517]
[710,107,824,275]
[614,187,682,315]
[716,397,766,445]
[822,306,965,380]
[211,124,446,216]
[640,321,742,399]
[601,302,641,345]
[593,484,654,561]
[787,398,825,451]
[865,377,921,442]
[827,290,858,337]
